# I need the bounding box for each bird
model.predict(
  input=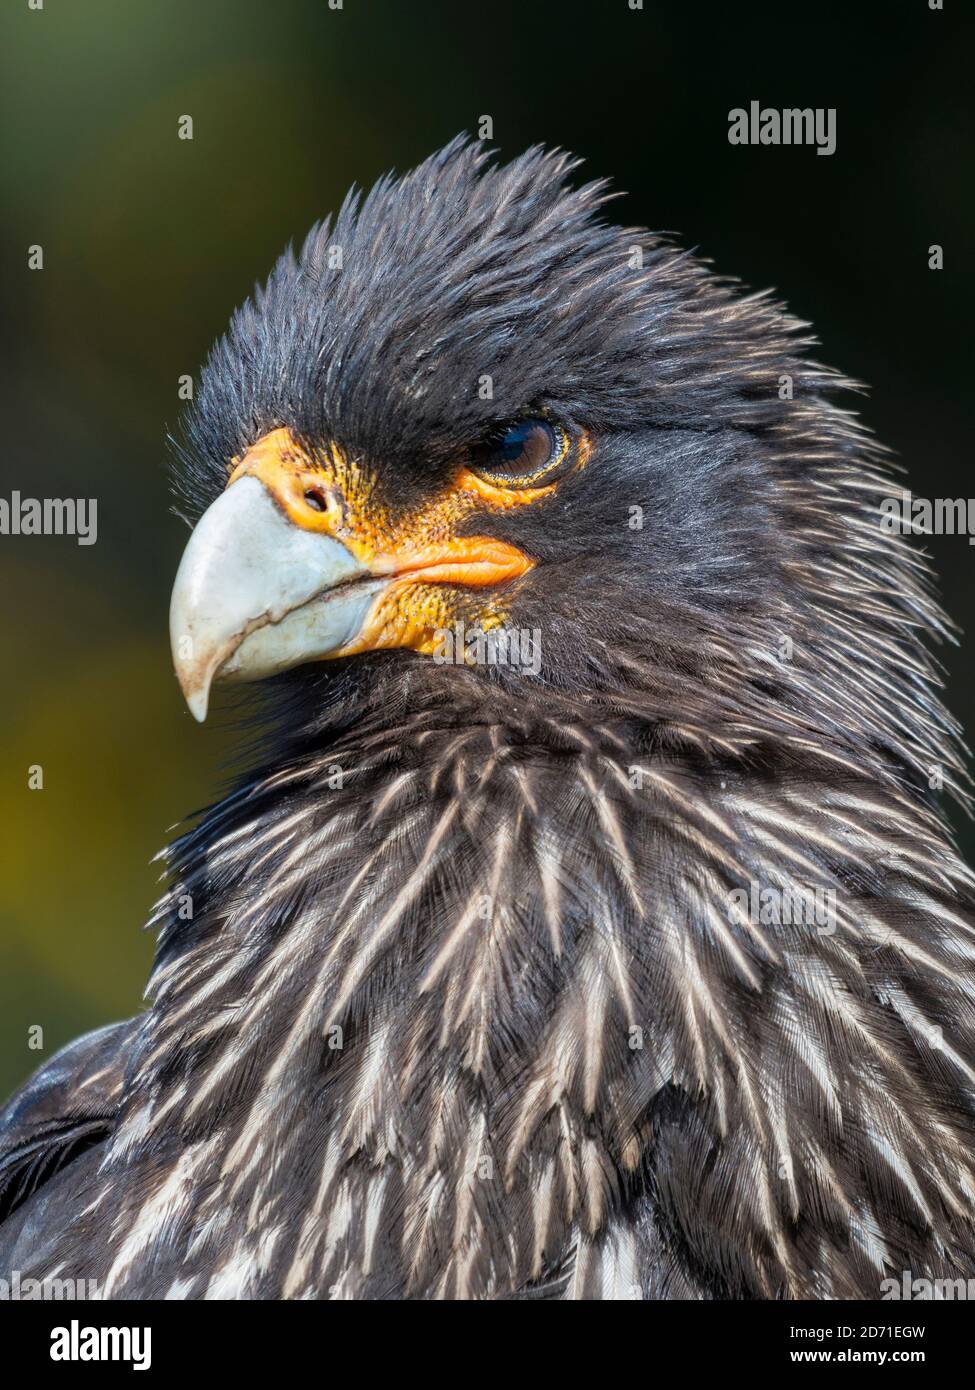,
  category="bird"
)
[2,136,975,1301]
